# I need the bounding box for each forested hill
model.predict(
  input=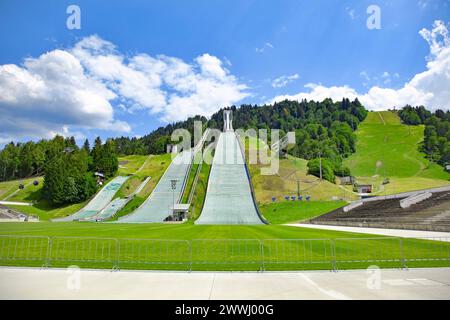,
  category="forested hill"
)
[114,98,367,159]
[398,105,450,166]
